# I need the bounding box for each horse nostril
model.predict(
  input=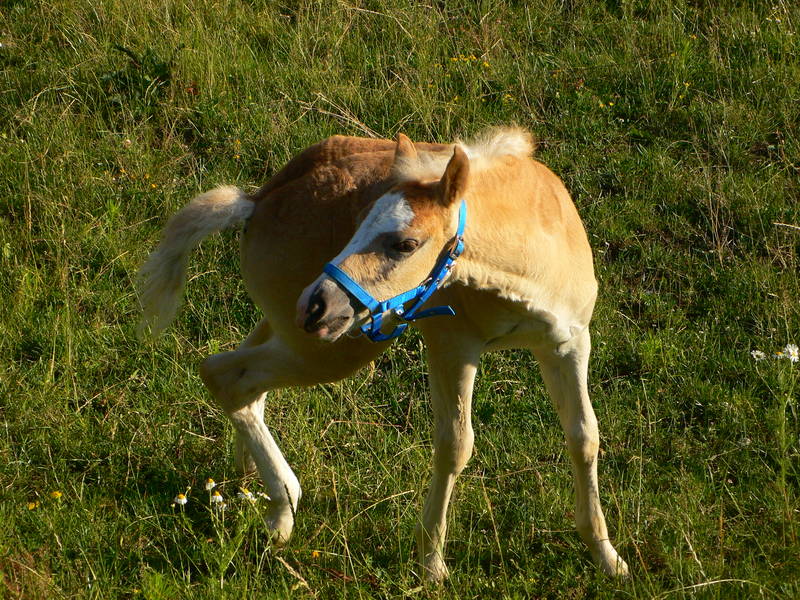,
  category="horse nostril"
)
[308,298,325,320]
[304,289,327,332]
